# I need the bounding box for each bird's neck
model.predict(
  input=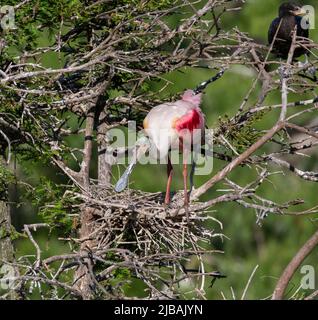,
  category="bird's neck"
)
[279,15,296,22]
[278,15,297,33]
